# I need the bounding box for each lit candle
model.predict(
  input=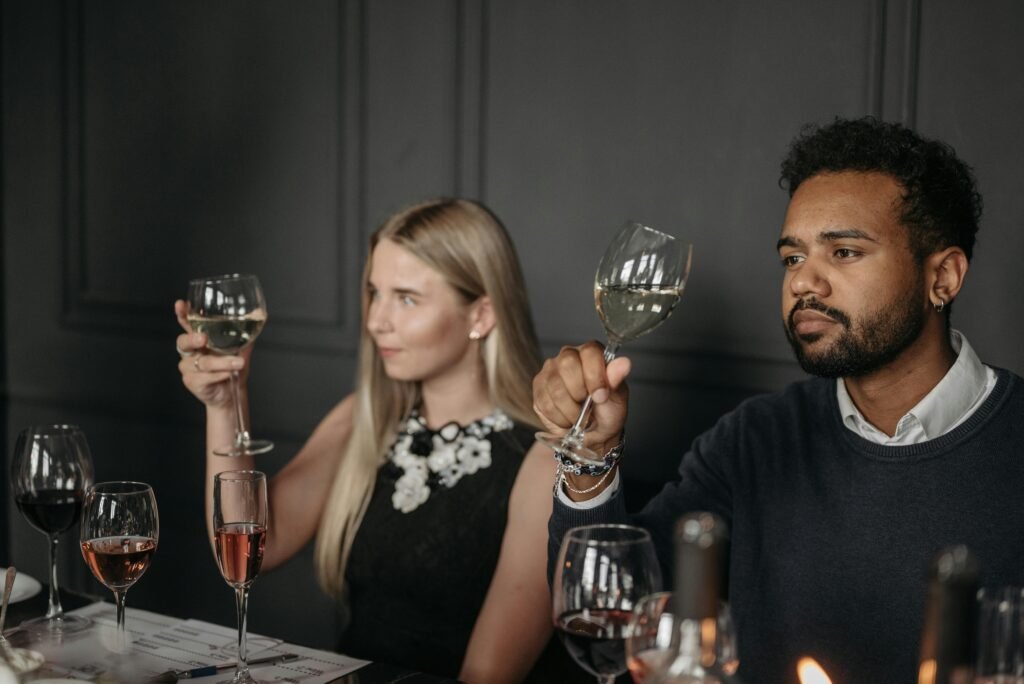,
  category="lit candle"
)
[797,657,833,684]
